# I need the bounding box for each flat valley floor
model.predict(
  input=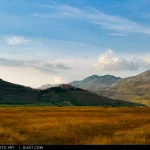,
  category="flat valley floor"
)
[0,106,150,144]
